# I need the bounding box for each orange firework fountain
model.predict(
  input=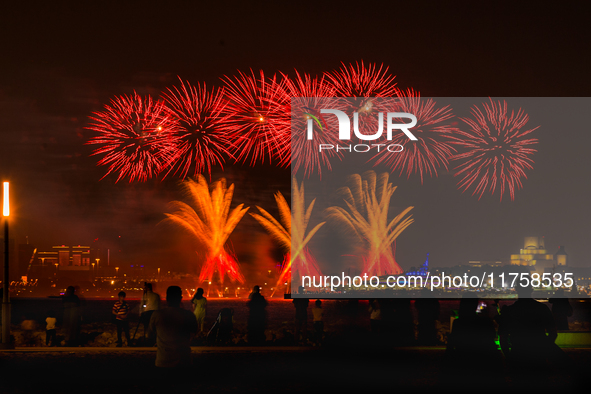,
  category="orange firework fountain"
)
[250,179,325,295]
[163,176,248,292]
[327,171,413,276]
